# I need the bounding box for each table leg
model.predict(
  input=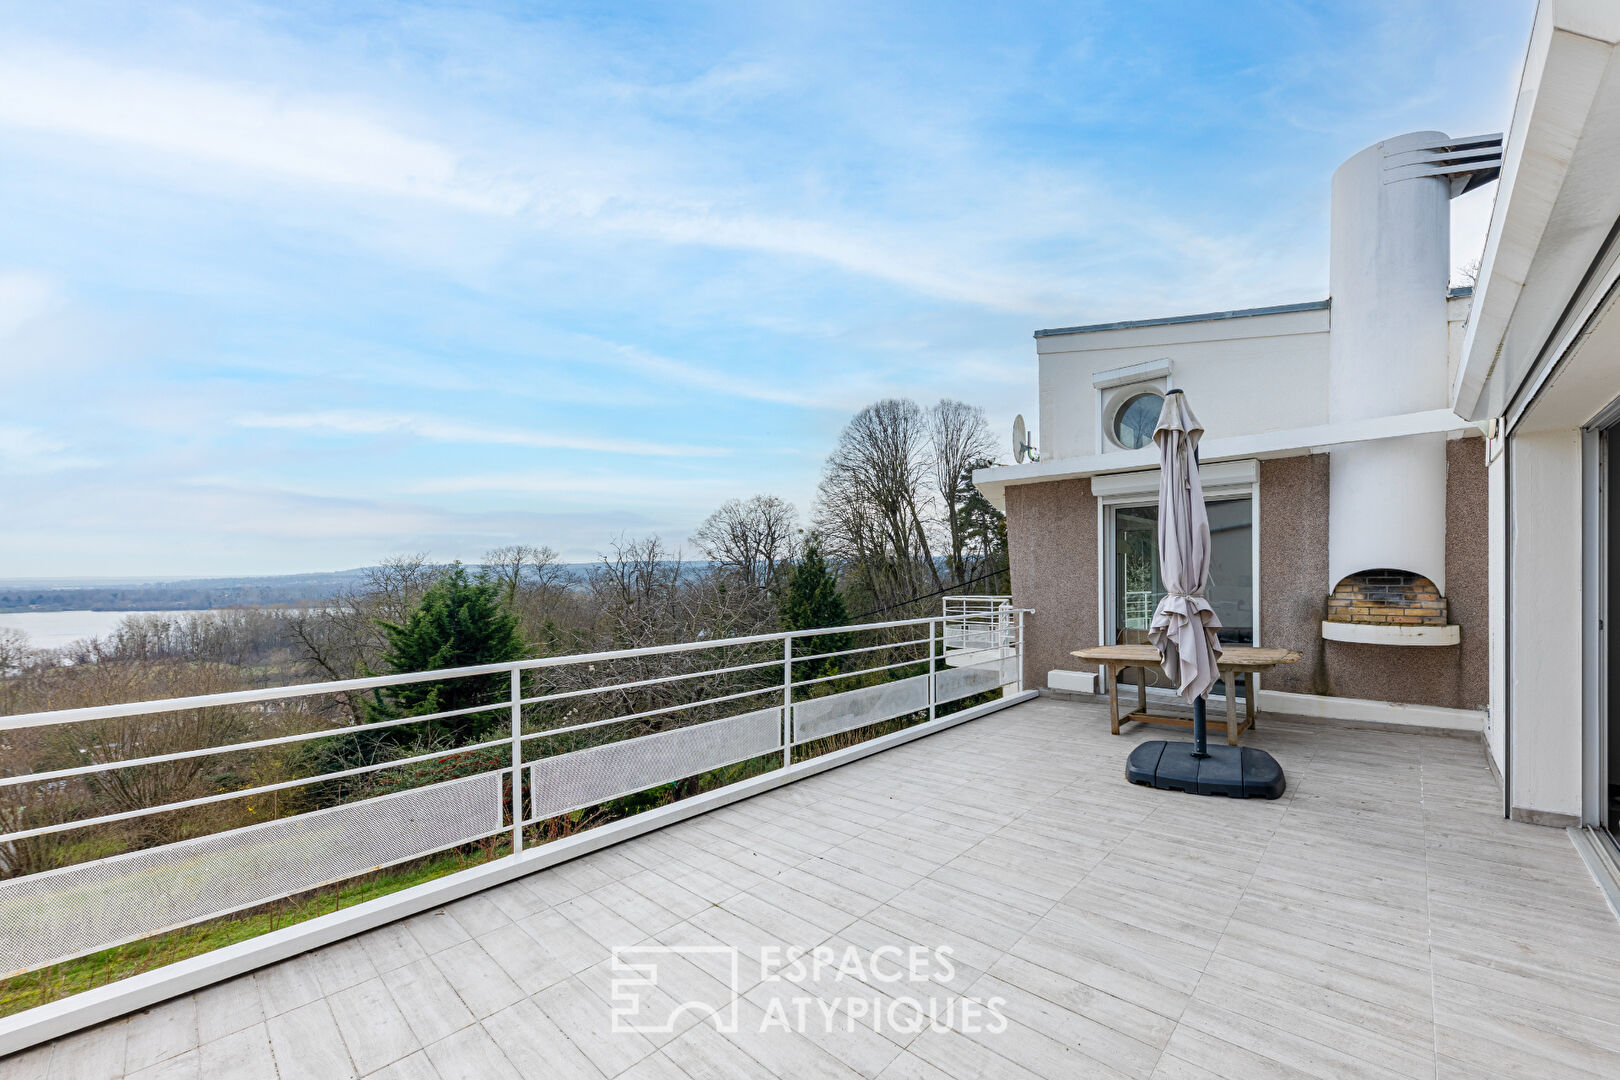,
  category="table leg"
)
[1136,669,1146,718]
[1248,671,1259,731]
[1225,674,1238,745]
[1107,665,1120,735]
